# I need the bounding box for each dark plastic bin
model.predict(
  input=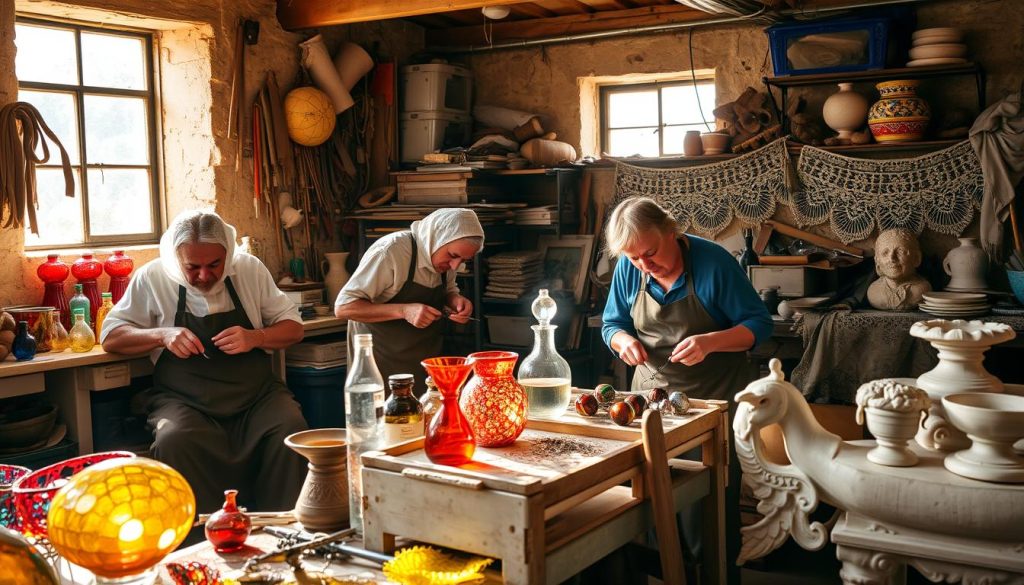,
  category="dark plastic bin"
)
[0,440,78,469]
[286,365,346,429]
